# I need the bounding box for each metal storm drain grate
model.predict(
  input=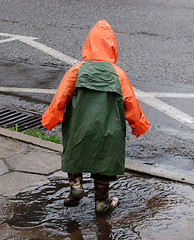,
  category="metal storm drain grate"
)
[0,107,43,131]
